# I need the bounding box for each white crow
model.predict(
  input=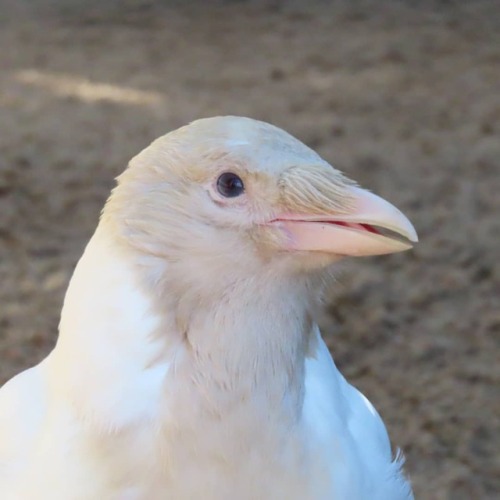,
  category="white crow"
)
[0,117,417,499]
